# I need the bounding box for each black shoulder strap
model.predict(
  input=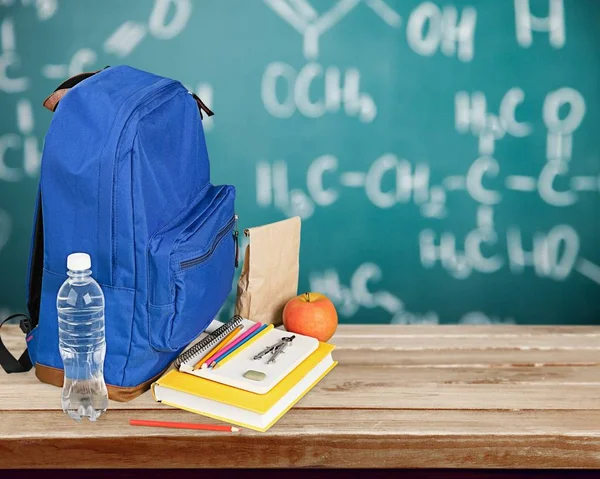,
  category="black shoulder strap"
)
[0,314,33,373]
[27,192,44,326]
[0,172,44,374]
